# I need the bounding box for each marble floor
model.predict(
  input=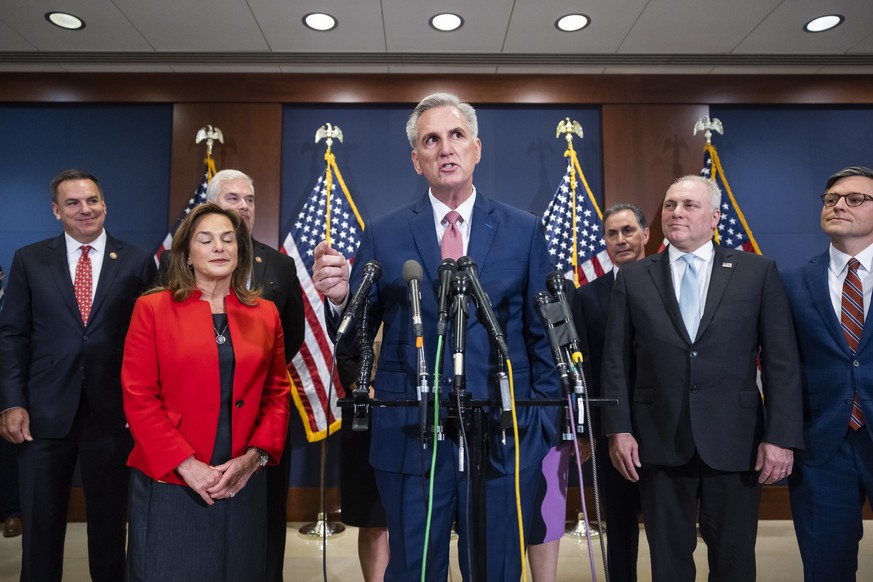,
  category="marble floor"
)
[1,520,871,581]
